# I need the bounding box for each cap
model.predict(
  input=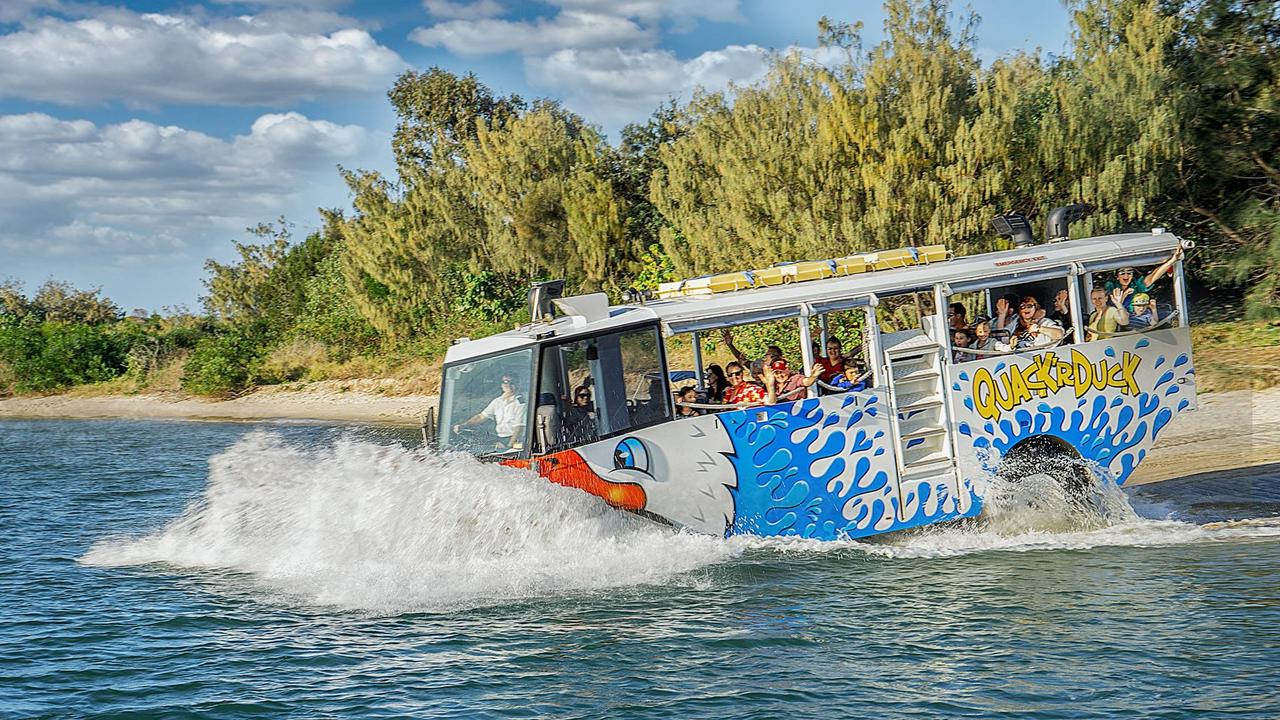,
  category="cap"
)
[1132,292,1151,306]
[771,359,789,372]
